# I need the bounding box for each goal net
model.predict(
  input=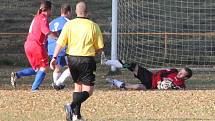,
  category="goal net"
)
[117,0,215,71]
